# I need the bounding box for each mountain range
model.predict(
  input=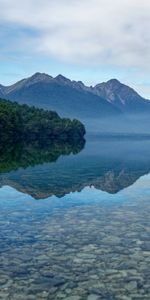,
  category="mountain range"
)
[0,73,150,121]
